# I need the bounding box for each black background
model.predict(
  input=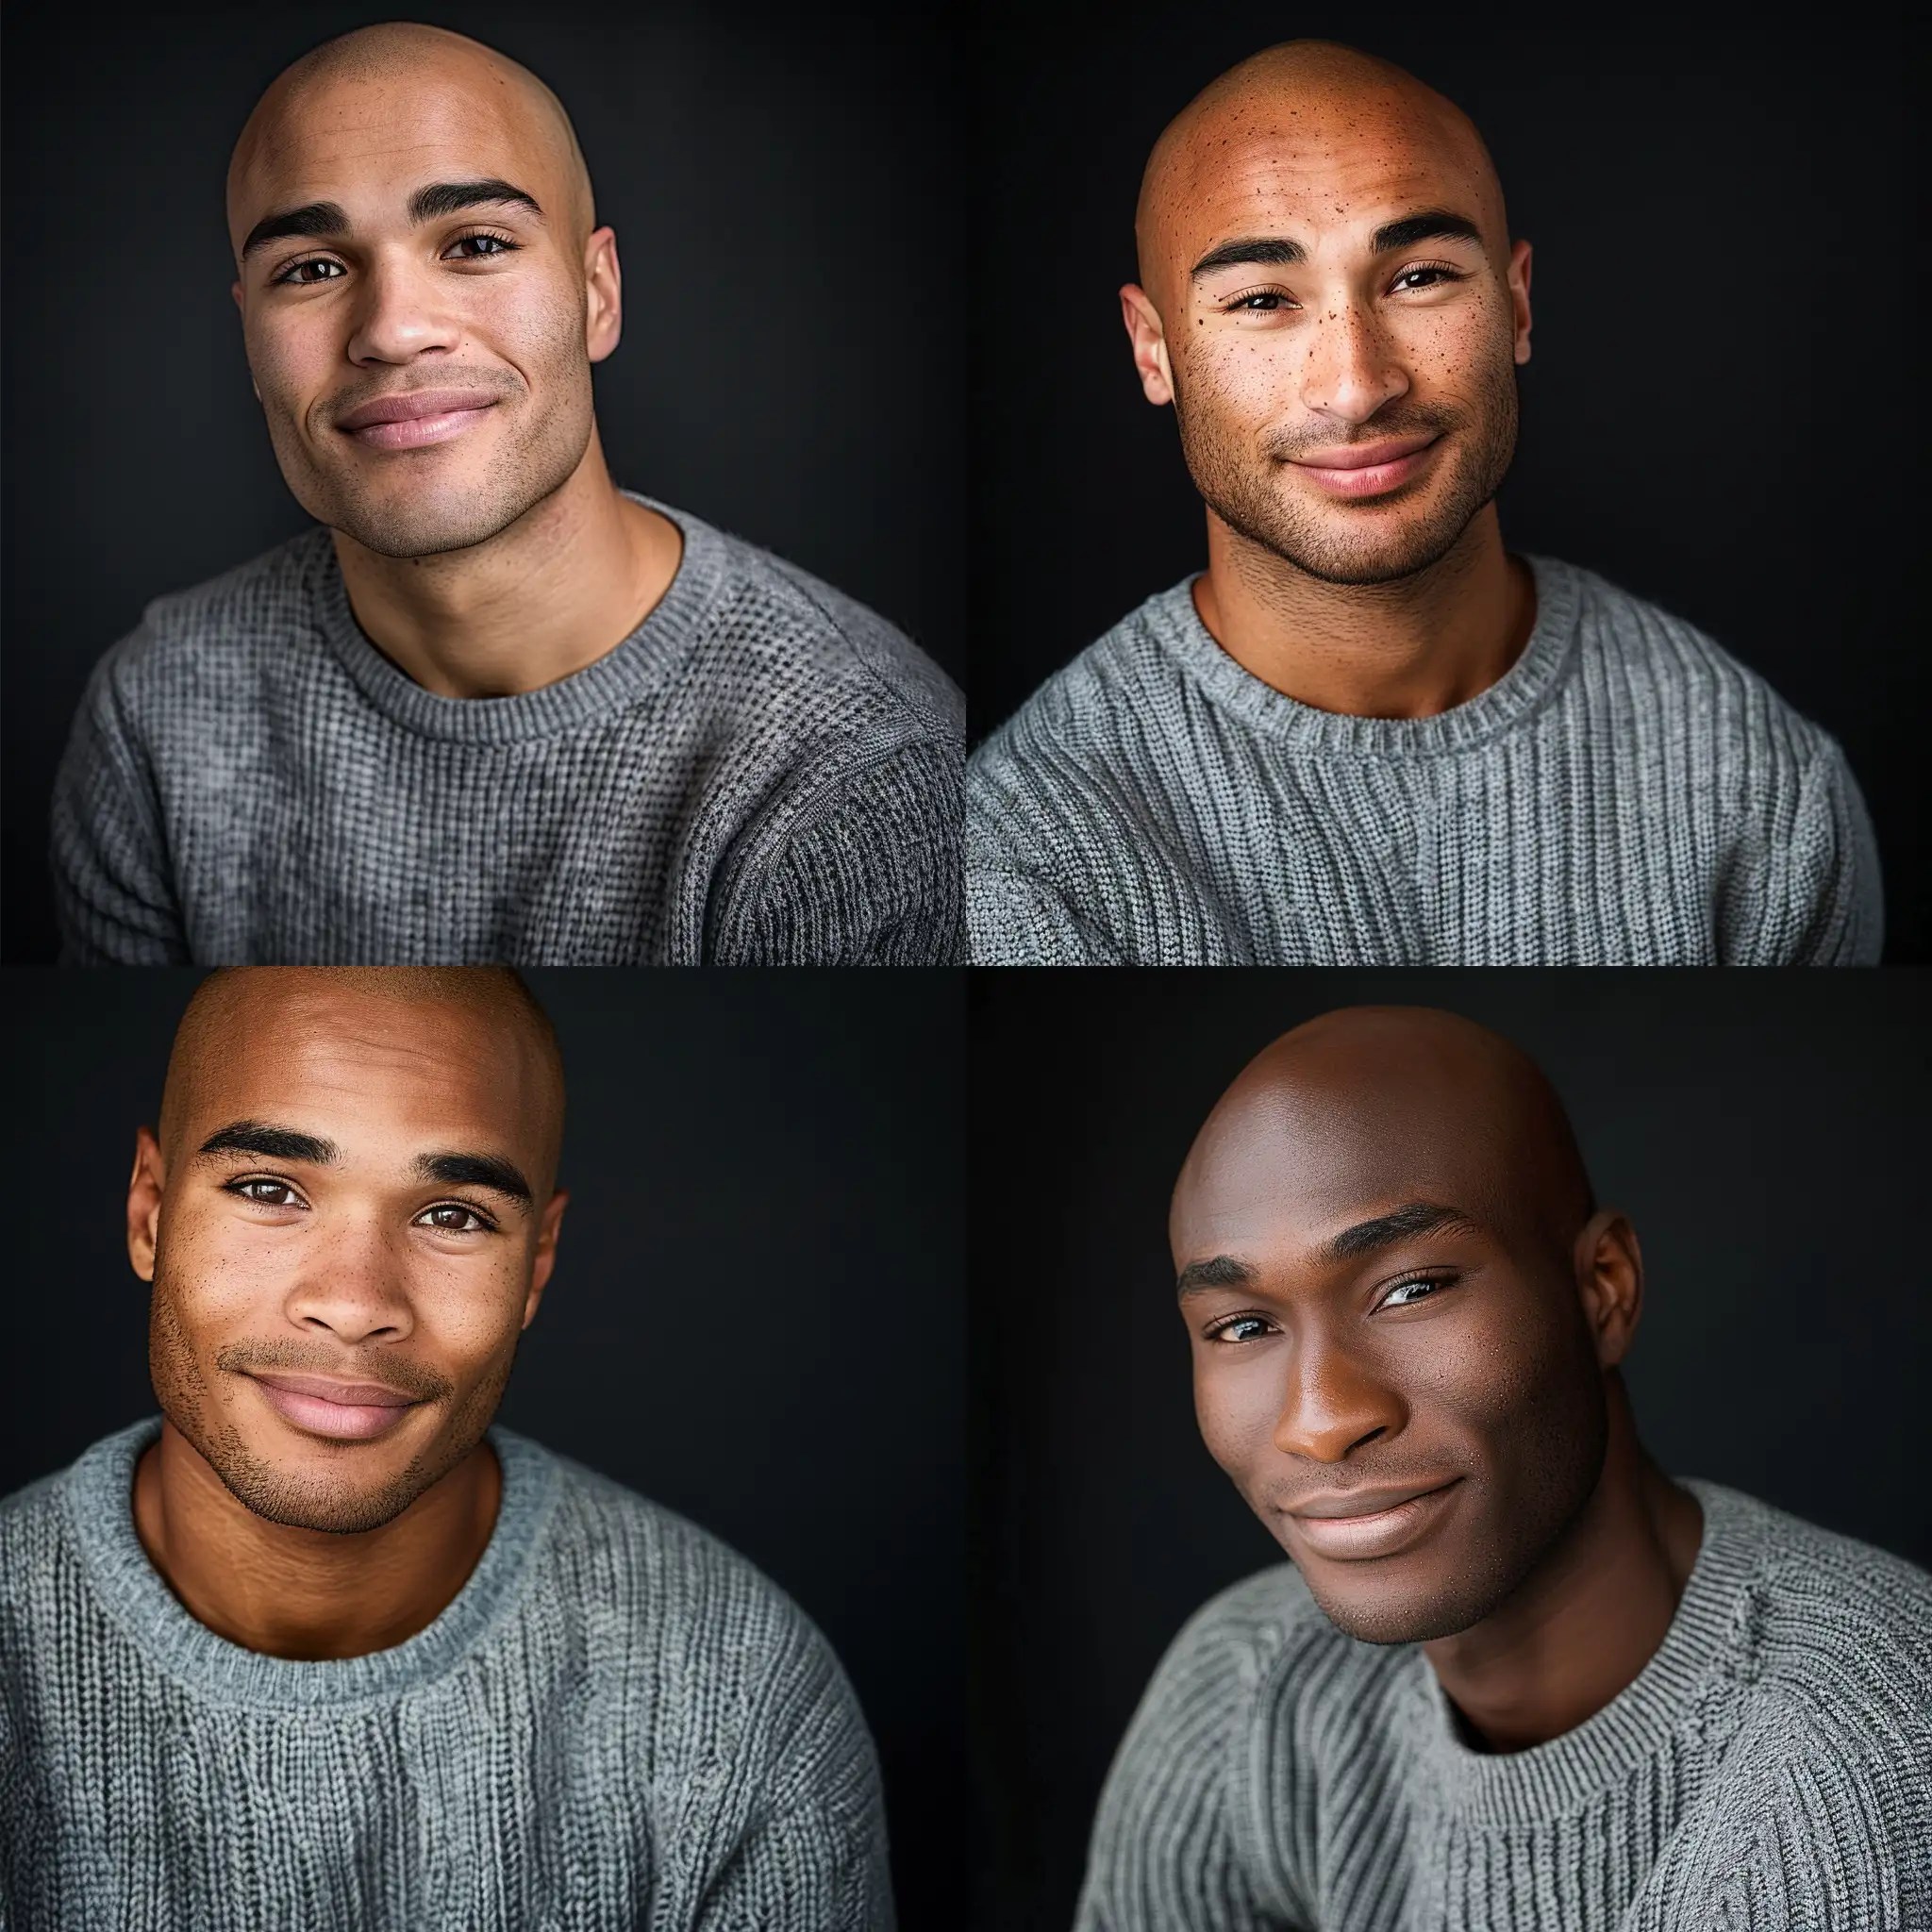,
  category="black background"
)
[0,966,966,1929]
[0,1,965,961]
[968,1,1926,960]
[967,966,1932,1929]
